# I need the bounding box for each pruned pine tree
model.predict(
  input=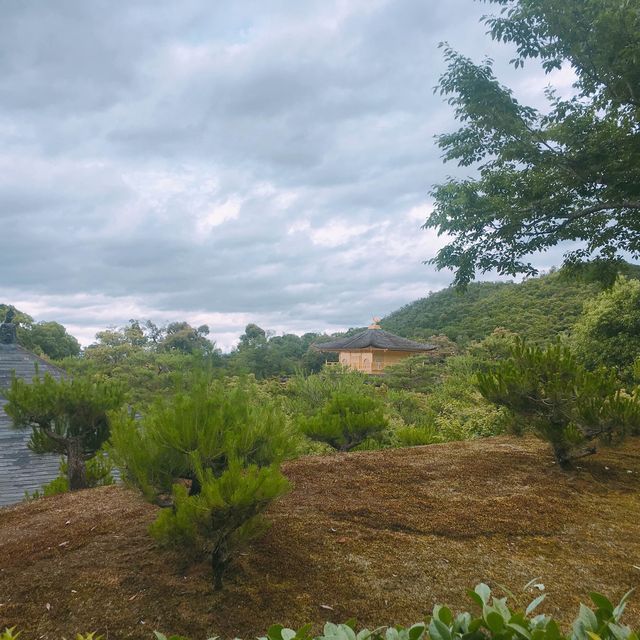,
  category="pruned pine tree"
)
[300,391,388,451]
[3,374,124,490]
[477,339,640,466]
[109,377,293,589]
